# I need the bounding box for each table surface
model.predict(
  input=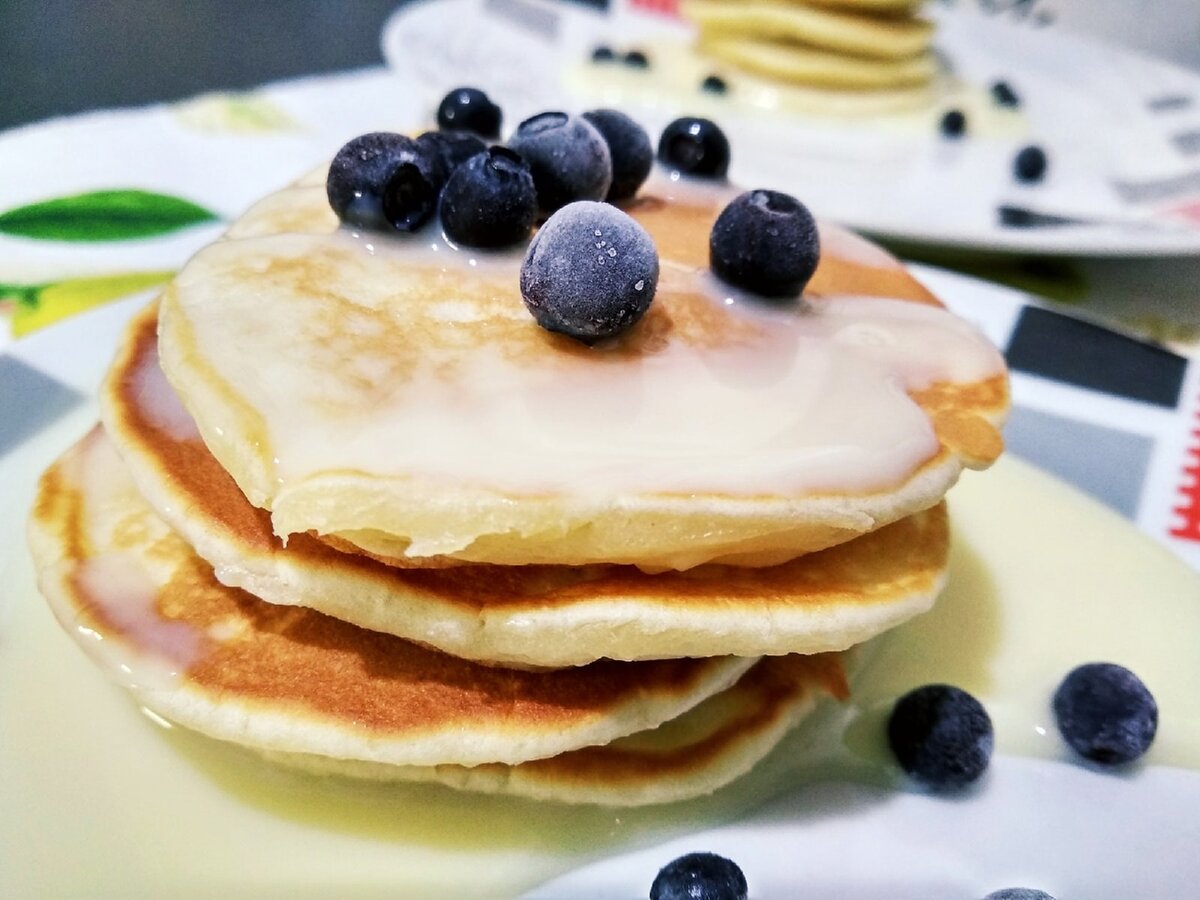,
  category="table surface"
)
[0,0,403,132]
